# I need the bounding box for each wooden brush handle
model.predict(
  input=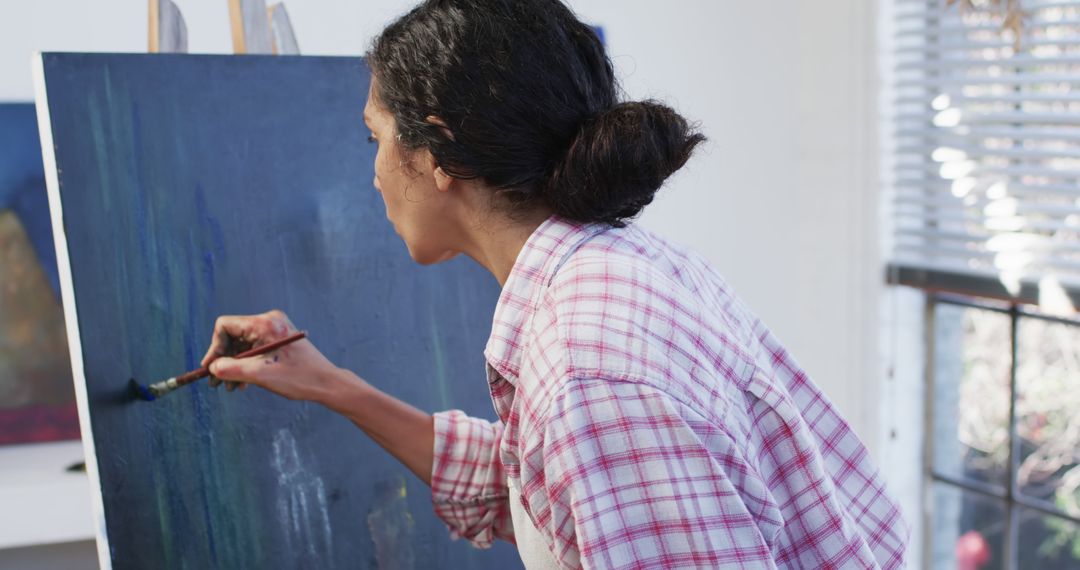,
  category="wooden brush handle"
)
[173,366,212,387]
[174,331,308,387]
